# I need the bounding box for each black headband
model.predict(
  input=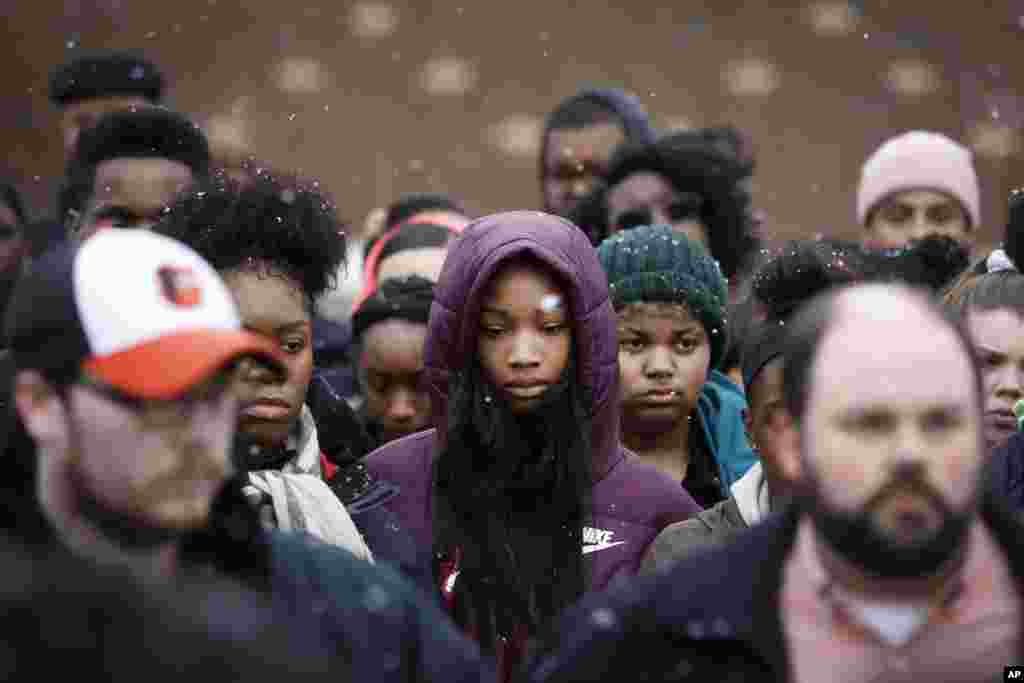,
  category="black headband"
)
[741,318,788,389]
